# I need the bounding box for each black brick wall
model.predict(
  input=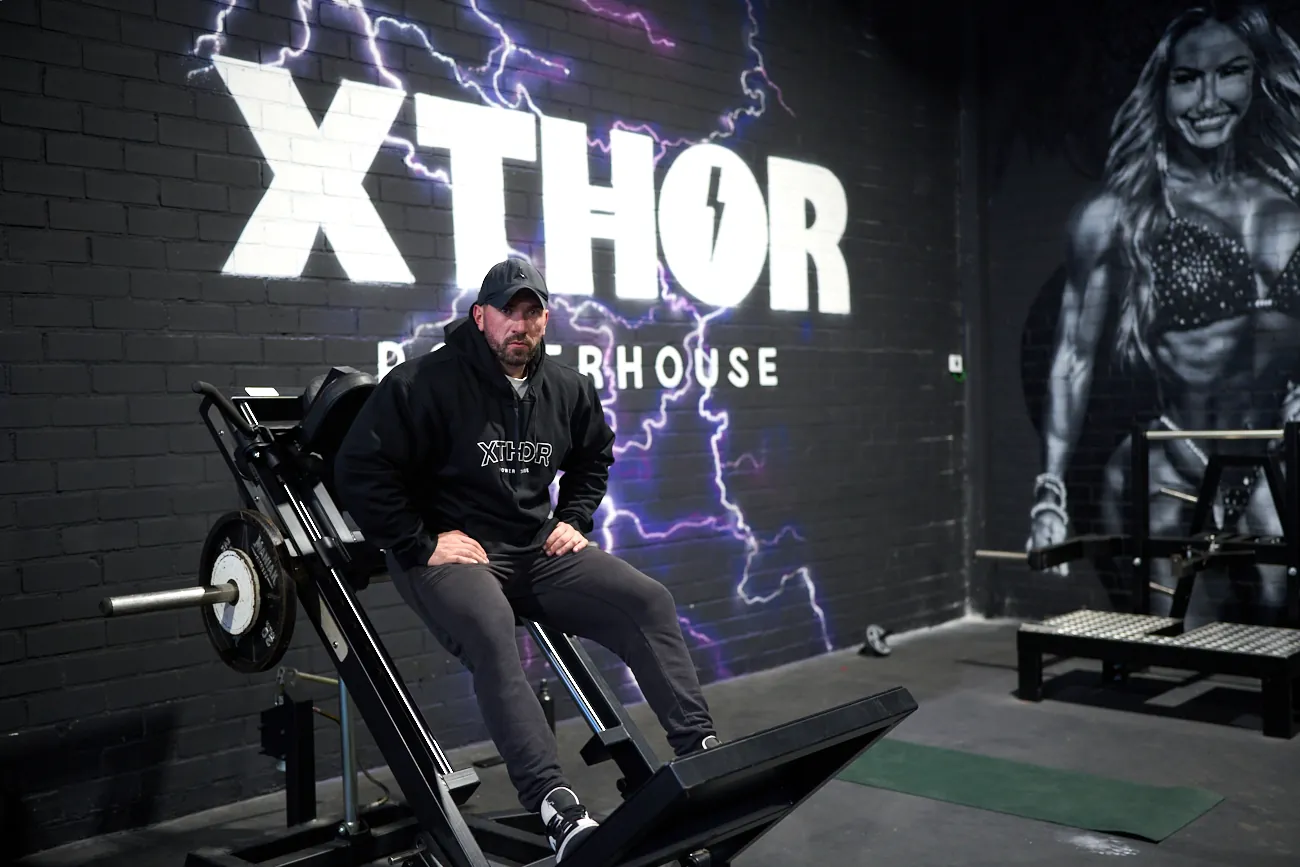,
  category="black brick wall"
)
[980,0,1169,617]
[1,0,965,854]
